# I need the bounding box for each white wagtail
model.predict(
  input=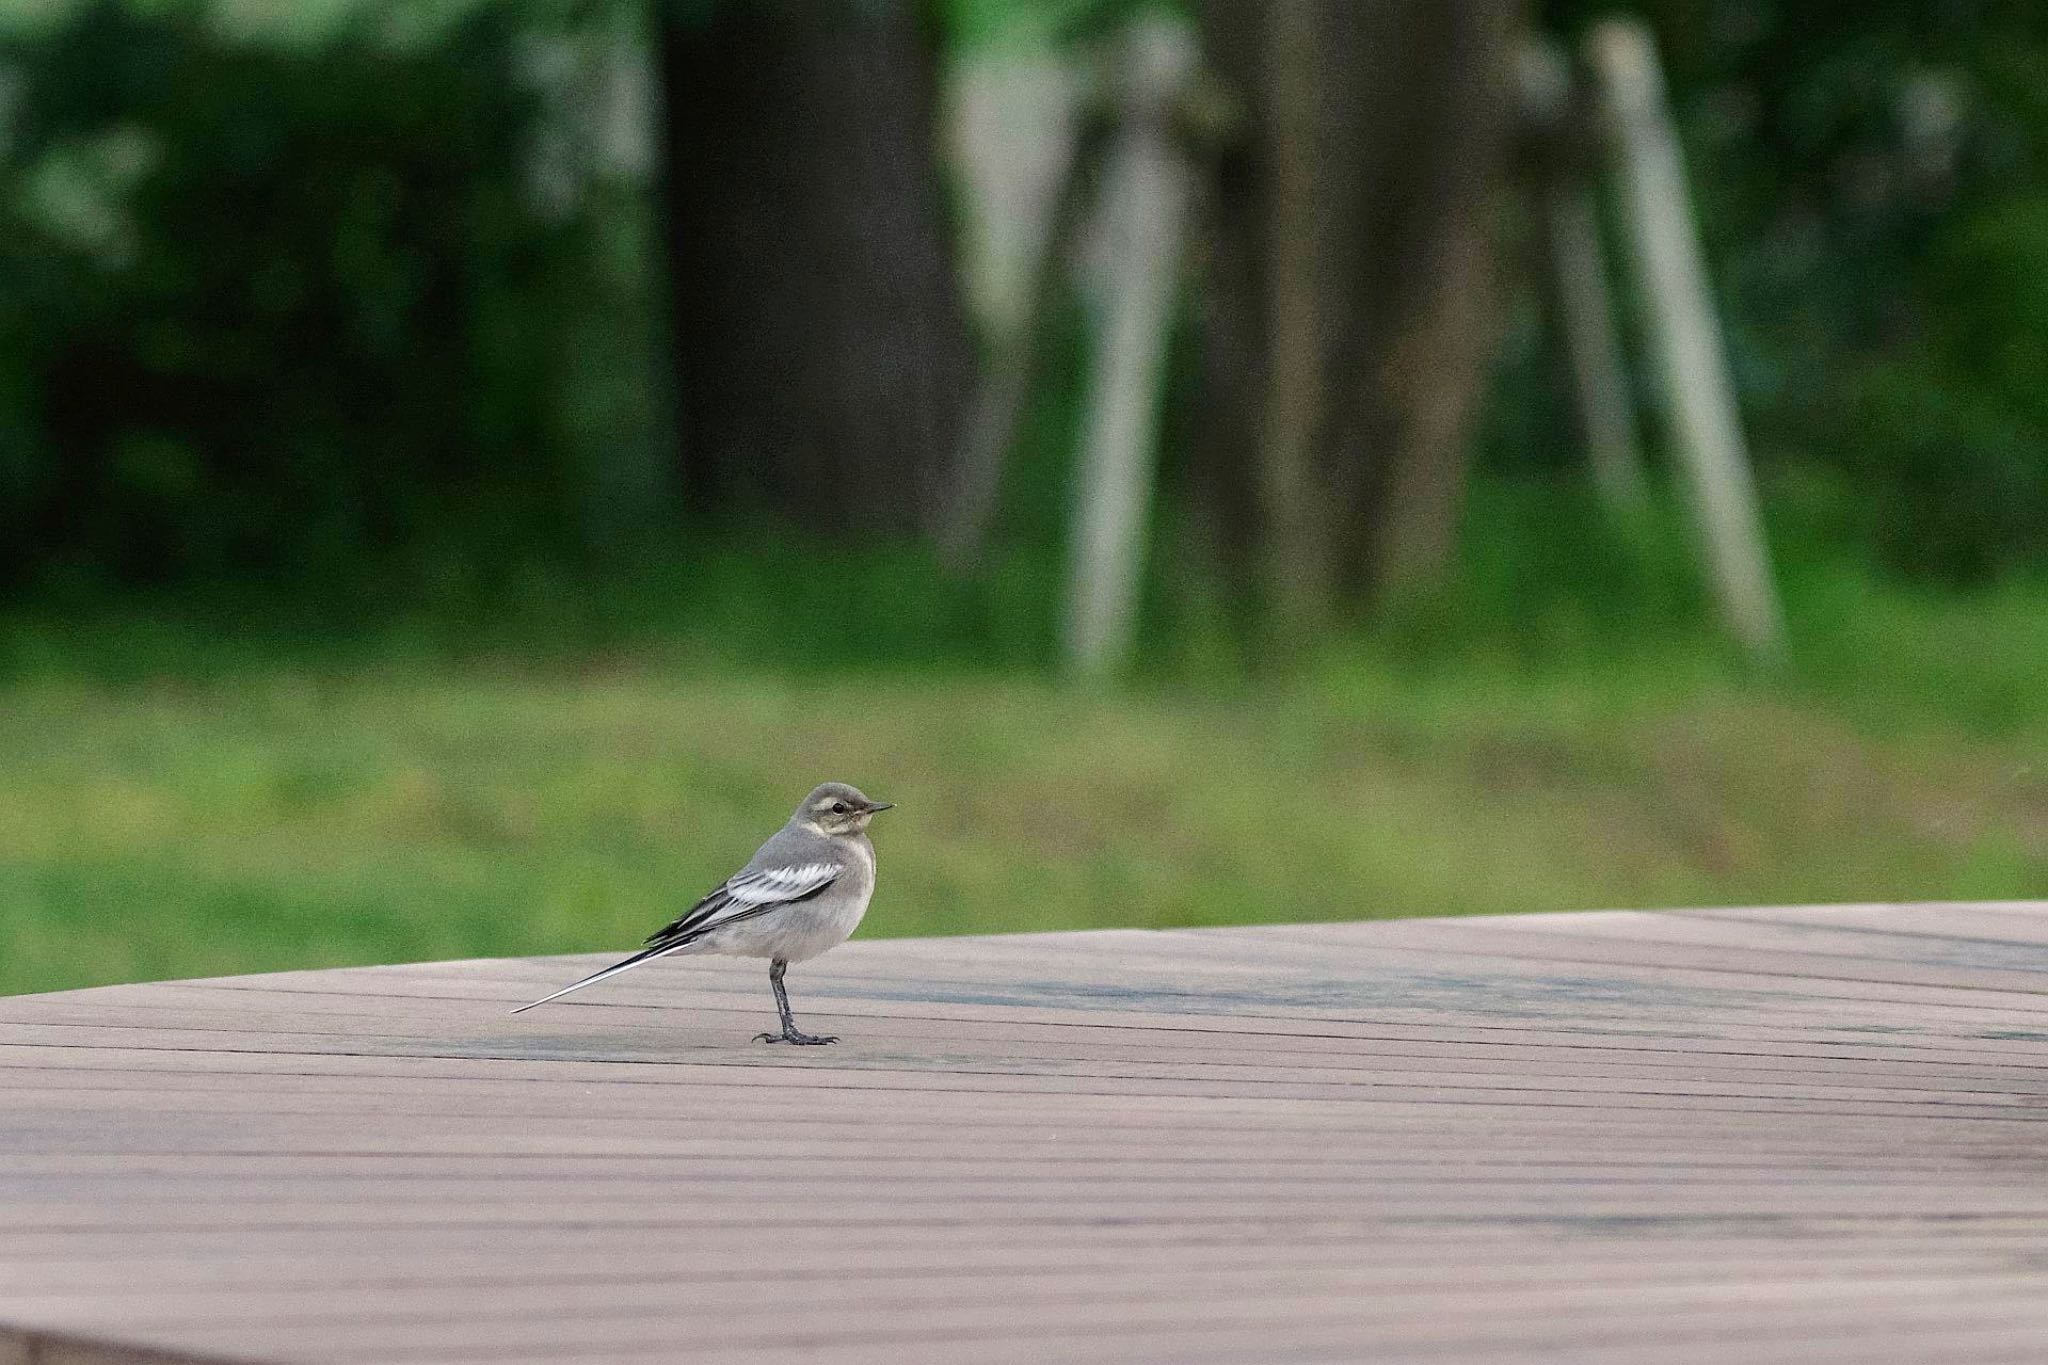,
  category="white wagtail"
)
[512,782,891,1044]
